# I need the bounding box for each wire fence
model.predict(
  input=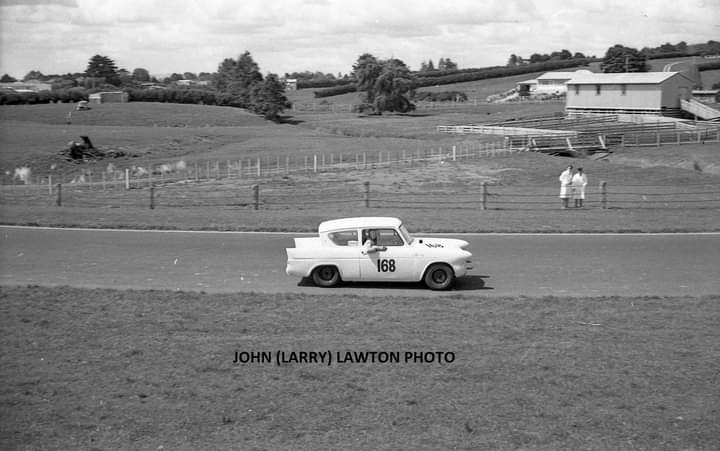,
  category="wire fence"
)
[2,177,719,211]
[1,141,513,188]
